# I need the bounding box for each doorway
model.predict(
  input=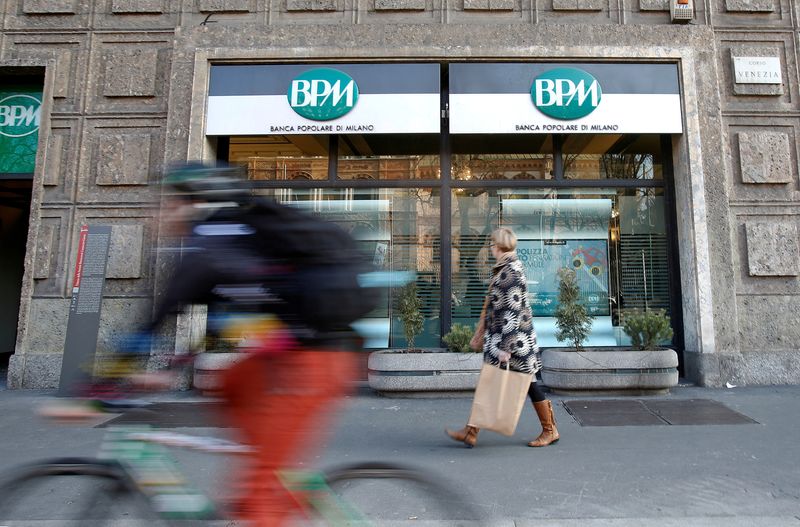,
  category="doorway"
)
[0,179,32,385]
